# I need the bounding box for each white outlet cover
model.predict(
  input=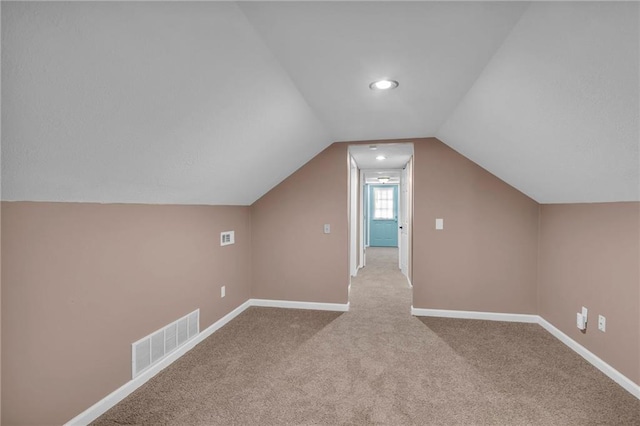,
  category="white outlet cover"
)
[598,315,606,332]
[435,218,444,230]
[581,306,588,322]
[221,286,226,298]
[576,312,586,330]
[323,224,331,234]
